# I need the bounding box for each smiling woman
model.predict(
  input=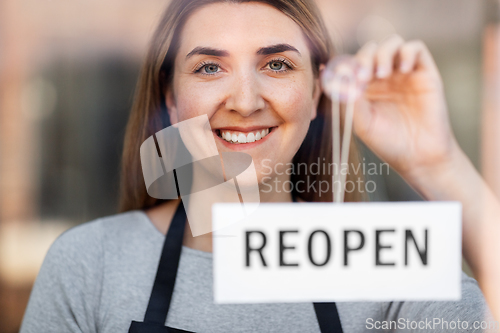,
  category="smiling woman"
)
[119,0,365,211]
[19,0,497,332]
